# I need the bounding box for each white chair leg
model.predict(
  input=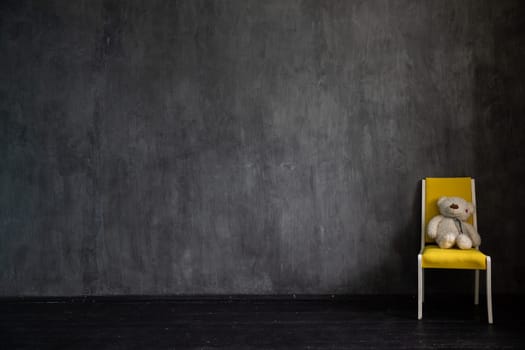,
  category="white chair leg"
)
[422,268,425,303]
[486,256,493,324]
[474,270,480,305]
[418,254,423,320]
